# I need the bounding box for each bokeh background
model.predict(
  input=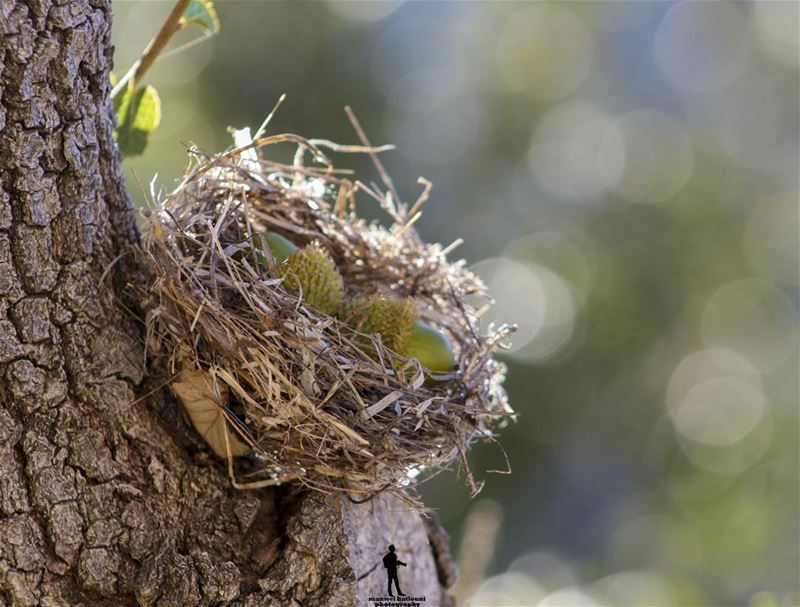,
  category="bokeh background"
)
[112,2,799,605]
